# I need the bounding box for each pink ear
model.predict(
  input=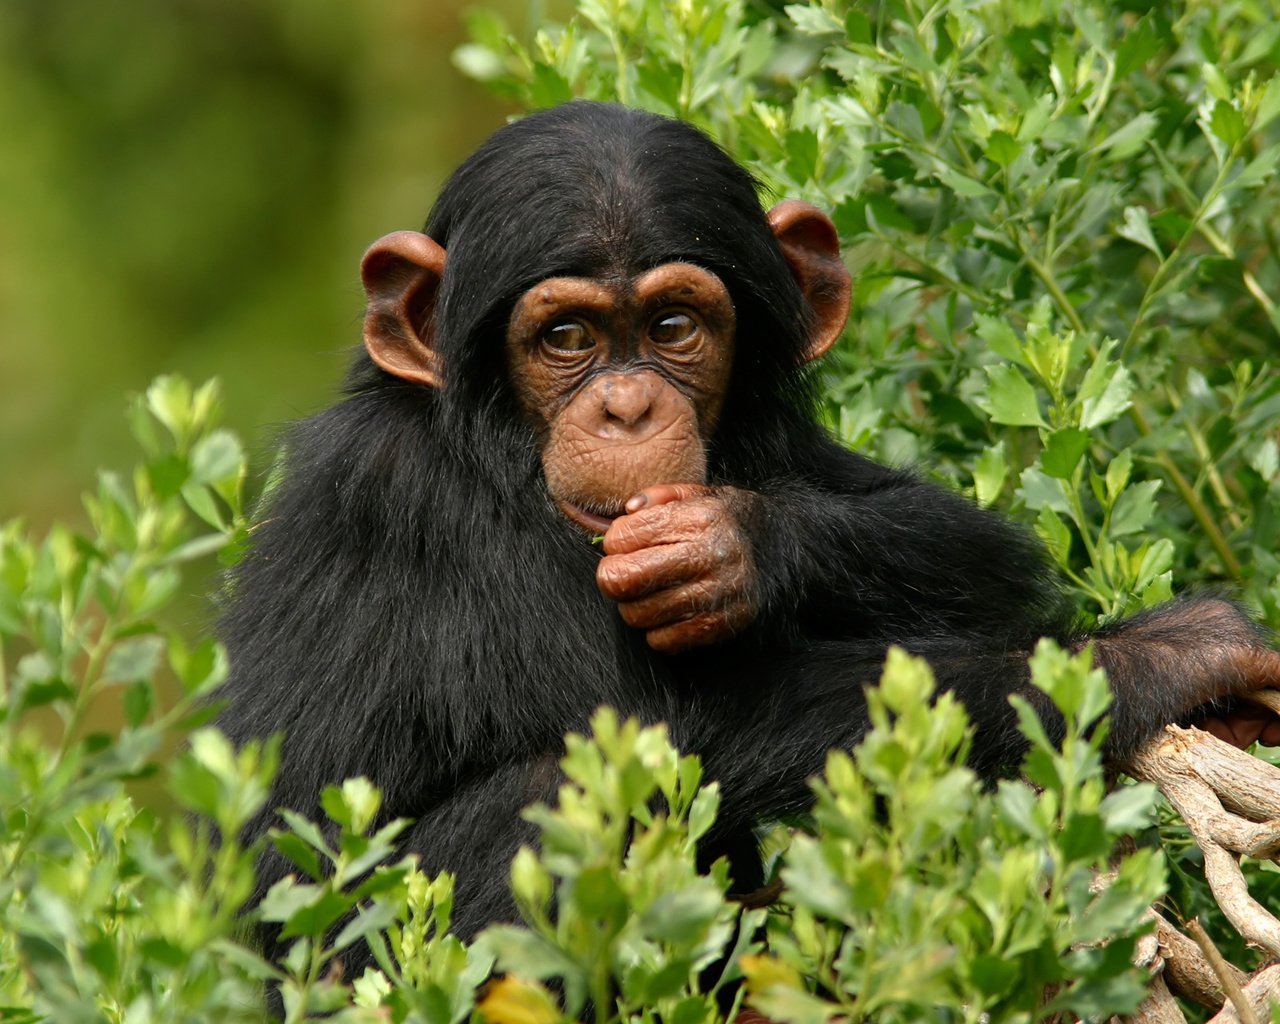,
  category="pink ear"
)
[766,201,851,362]
[361,231,448,387]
